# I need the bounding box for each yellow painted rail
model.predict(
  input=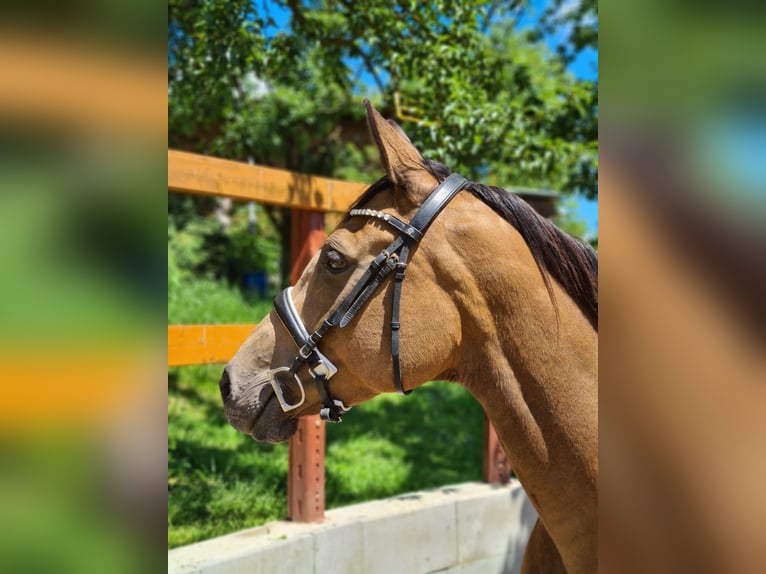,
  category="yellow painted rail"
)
[168,150,368,366]
[168,149,365,211]
[168,324,258,367]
